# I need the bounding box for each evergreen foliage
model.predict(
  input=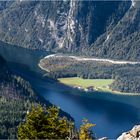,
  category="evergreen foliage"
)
[18,105,75,139]
[18,105,95,140]
[40,56,140,93]
[79,119,96,140]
